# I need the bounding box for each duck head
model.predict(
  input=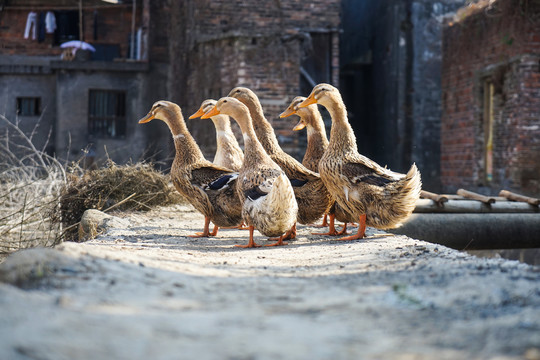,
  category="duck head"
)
[188,99,217,119]
[201,97,249,122]
[139,100,180,125]
[280,96,311,131]
[227,87,259,107]
[299,83,339,109]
